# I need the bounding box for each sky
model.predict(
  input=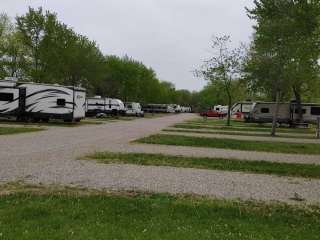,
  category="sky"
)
[1,0,255,91]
